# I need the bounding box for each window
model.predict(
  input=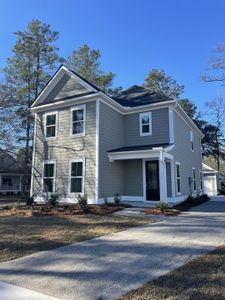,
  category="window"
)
[199,170,203,191]
[190,131,194,151]
[45,112,57,138]
[69,159,84,193]
[43,162,55,193]
[176,162,181,194]
[192,168,196,192]
[140,112,152,136]
[71,105,86,136]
